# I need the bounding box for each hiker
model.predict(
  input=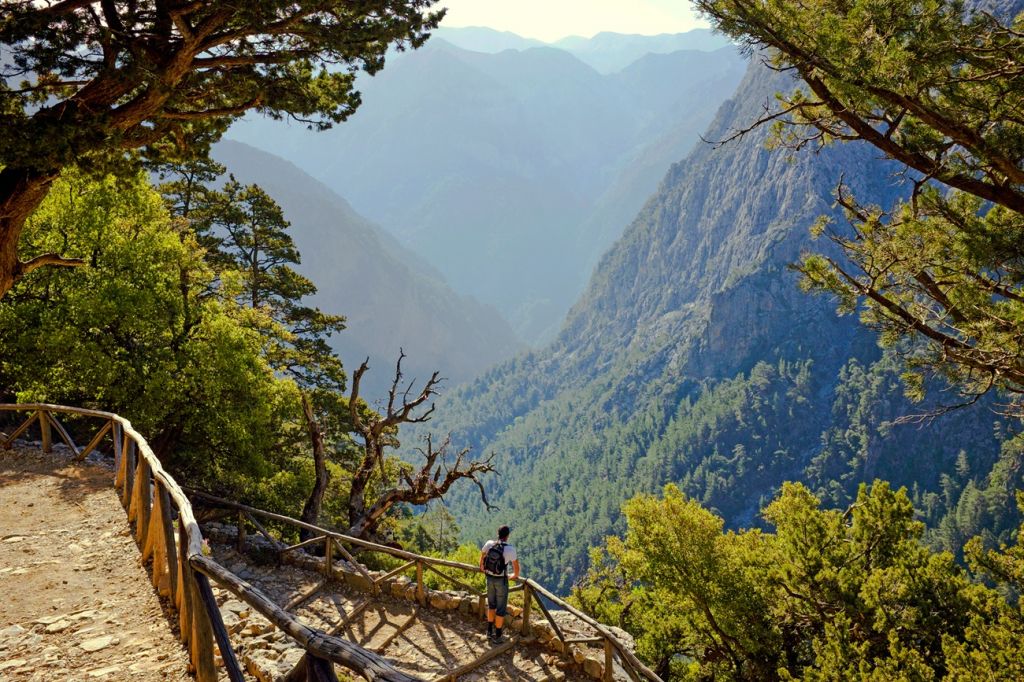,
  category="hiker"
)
[479,524,519,643]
